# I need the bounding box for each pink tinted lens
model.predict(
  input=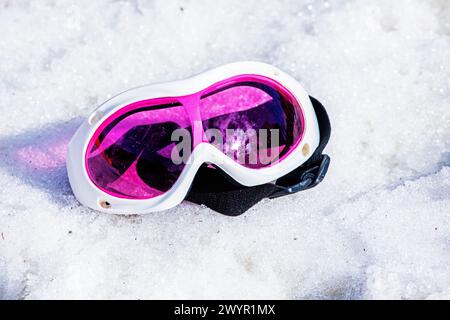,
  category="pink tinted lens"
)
[199,81,304,168]
[86,101,191,199]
